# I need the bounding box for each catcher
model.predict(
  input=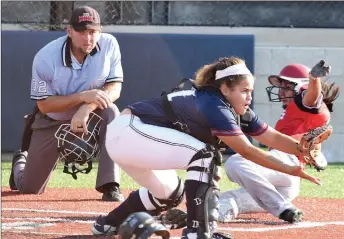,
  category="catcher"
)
[217,60,339,224]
